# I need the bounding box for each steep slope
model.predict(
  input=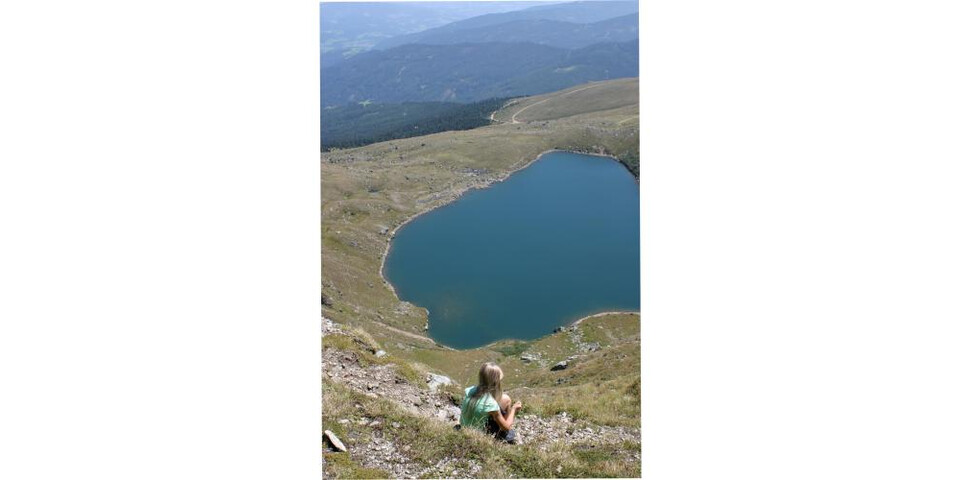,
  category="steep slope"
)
[322,316,641,478]
[320,40,638,106]
[374,1,638,50]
